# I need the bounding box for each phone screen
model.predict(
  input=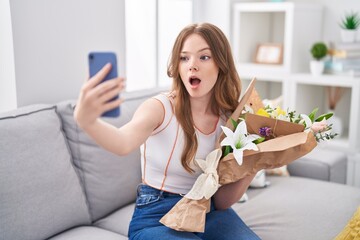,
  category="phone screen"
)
[88,52,120,117]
